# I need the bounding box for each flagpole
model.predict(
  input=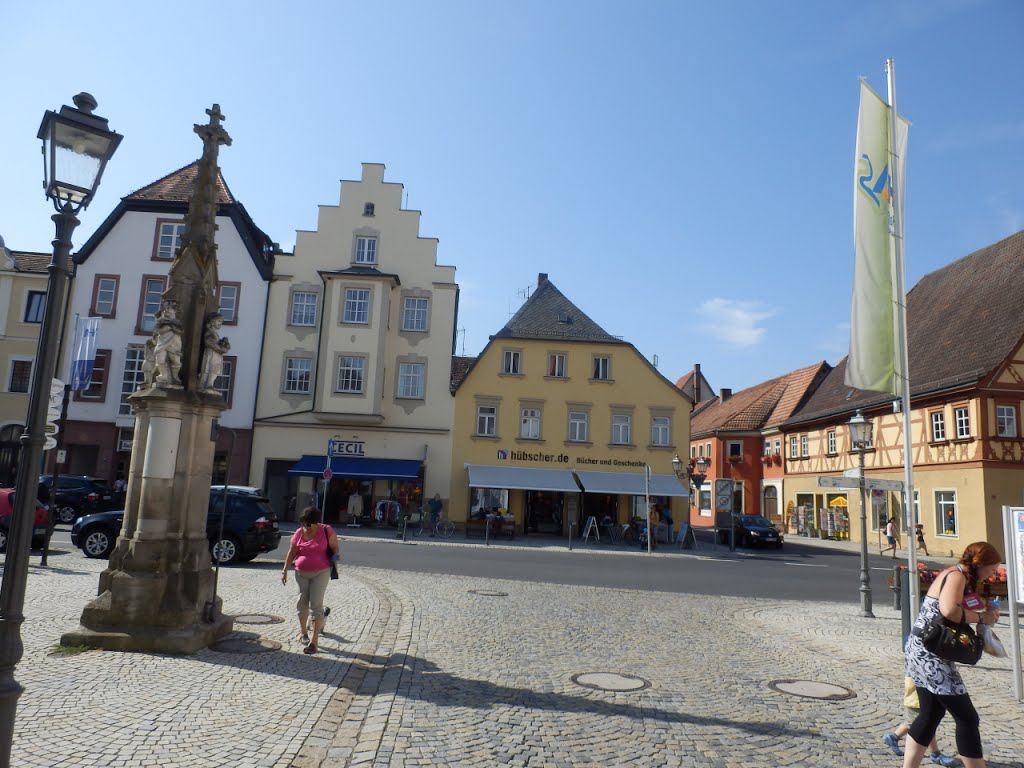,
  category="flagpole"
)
[886,58,919,619]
